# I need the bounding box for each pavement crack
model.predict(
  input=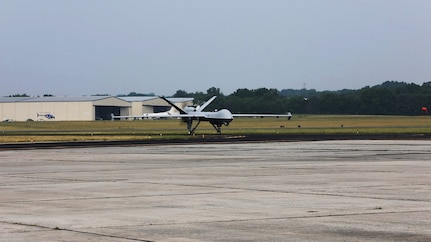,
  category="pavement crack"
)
[0,191,243,204]
[145,182,431,203]
[0,220,153,242]
[134,209,431,226]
